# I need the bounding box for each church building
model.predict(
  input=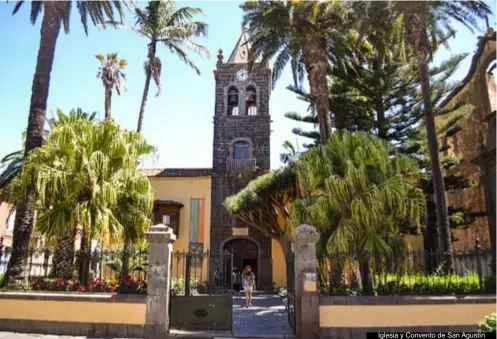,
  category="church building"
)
[145,27,286,289]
